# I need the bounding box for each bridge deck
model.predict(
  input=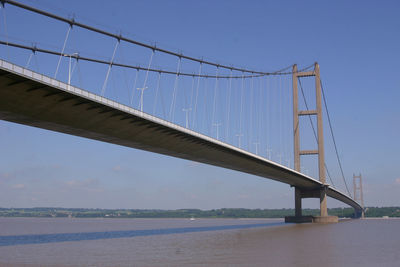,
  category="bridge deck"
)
[0,59,362,211]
